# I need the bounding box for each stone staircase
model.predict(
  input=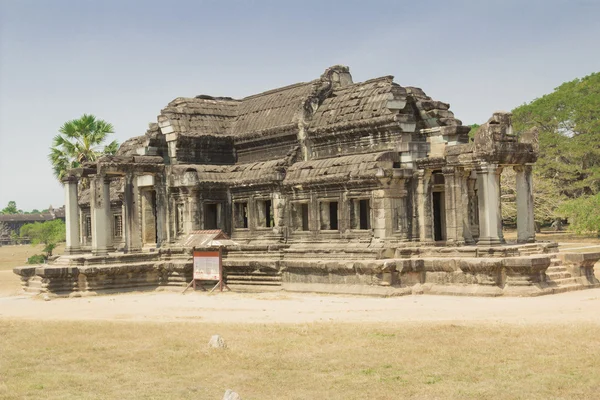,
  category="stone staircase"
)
[543,256,591,294]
